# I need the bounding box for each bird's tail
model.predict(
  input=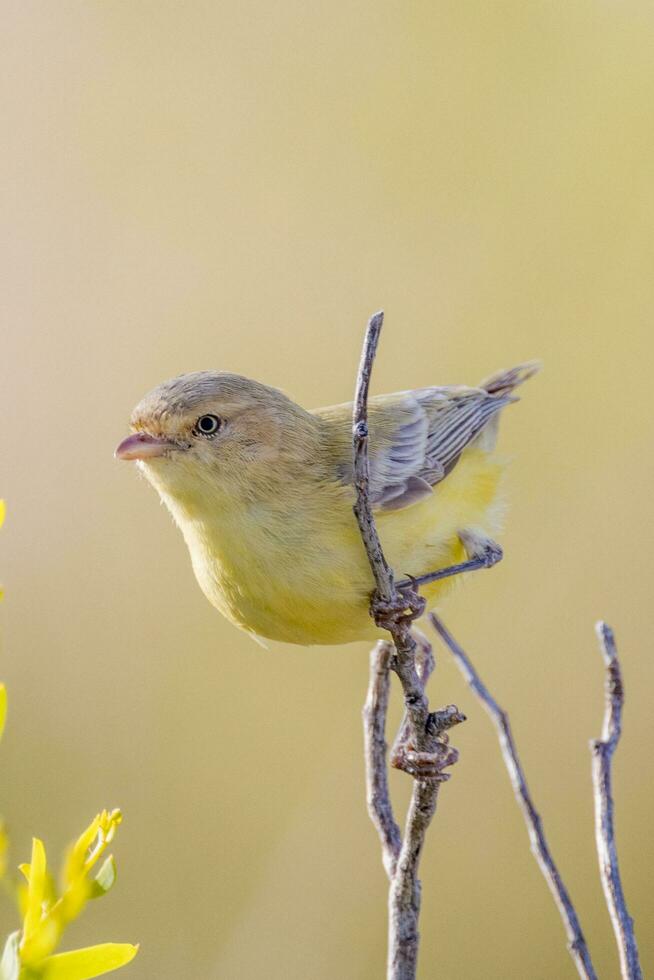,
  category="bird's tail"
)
[480,360,541,397]
[472,361,540,452]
